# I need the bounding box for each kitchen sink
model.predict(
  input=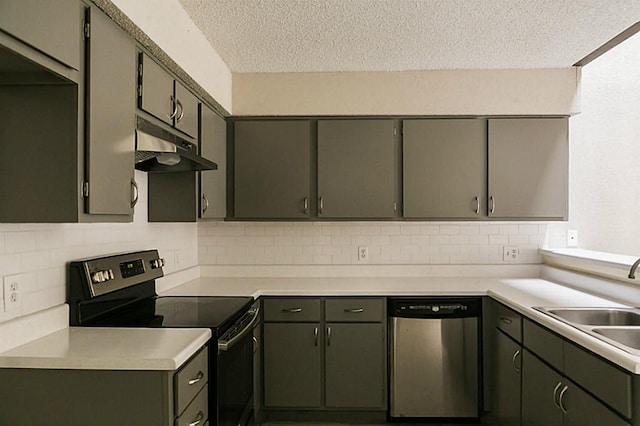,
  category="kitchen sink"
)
[592,328,640,351]
[542,308,640,326]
